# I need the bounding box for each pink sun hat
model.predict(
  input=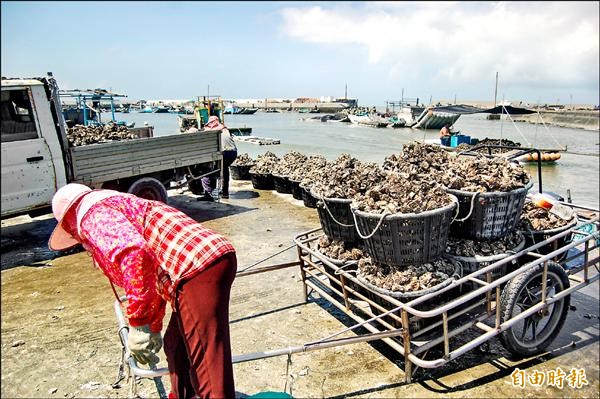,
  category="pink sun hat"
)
[205,115,225,131]
[48,183,92,251]
[48,184,122,251]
